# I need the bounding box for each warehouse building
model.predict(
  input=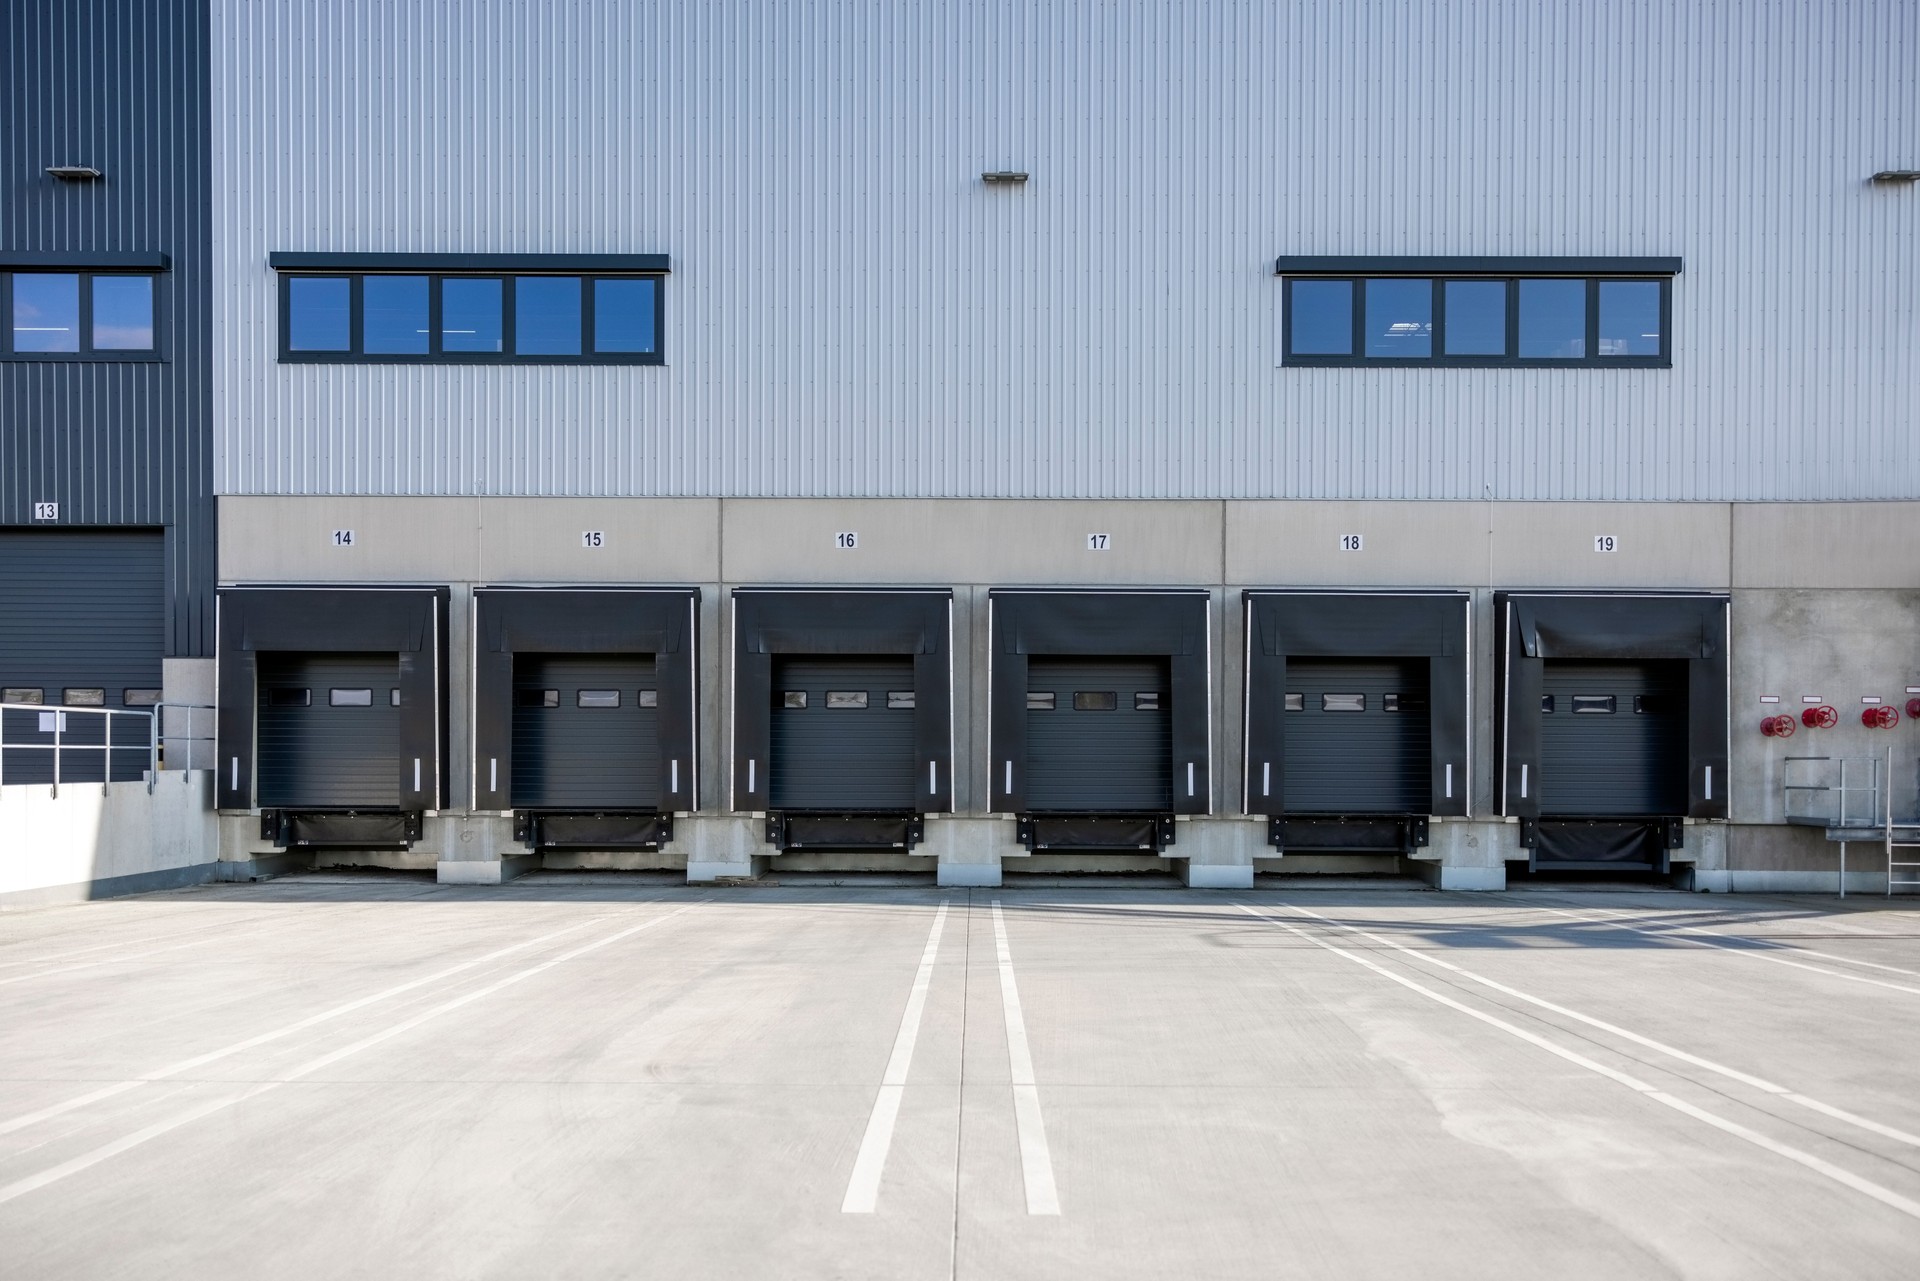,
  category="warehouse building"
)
[6,1,1917,896]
